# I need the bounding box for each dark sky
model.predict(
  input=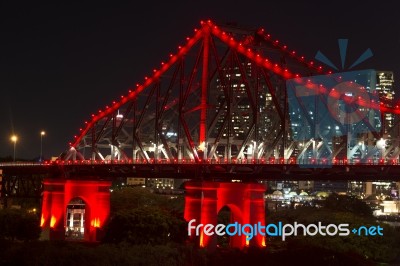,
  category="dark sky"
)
[0,1,399,160]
